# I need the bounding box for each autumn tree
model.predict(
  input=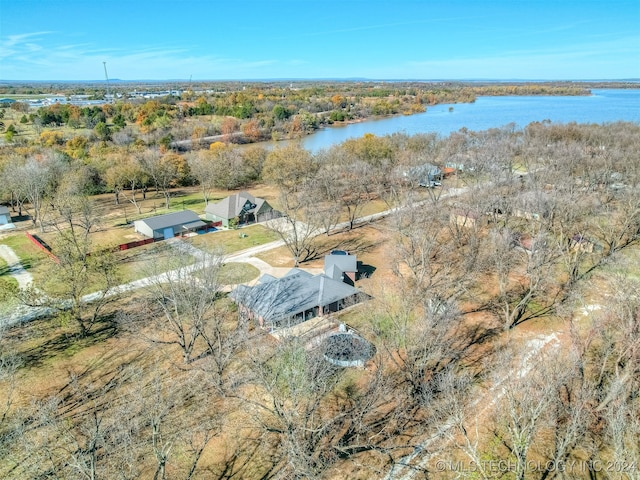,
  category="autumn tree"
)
[209,143,252,190]
[241,145,268,180]
[262,143,316,192]
[242,118,262,142]
[342,133,395,167]
[221,116,239,143]
[261,144,321,261]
